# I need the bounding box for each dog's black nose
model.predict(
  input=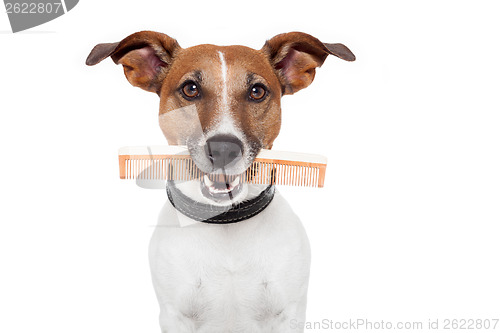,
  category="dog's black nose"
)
[204,135,243,169]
